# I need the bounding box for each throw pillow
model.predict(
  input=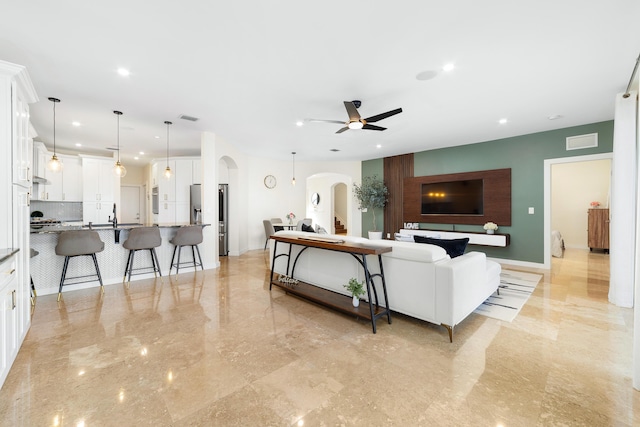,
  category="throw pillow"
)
[315,225,328,234]
[301,223,315,233]
[413,235,469,258]
[273,225,284,232]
